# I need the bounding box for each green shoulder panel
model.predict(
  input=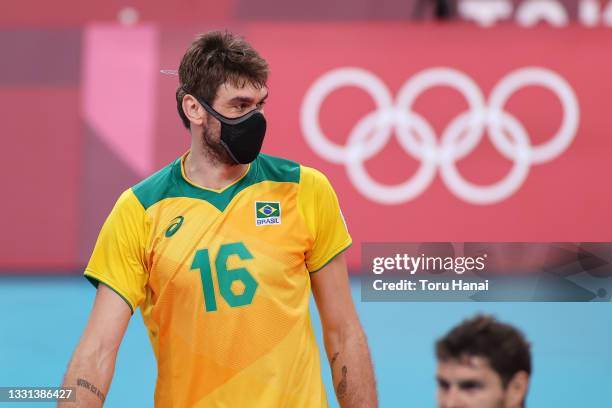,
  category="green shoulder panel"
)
[256,153,301,184]
[130,153,301,212]
[131,157,181,210]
